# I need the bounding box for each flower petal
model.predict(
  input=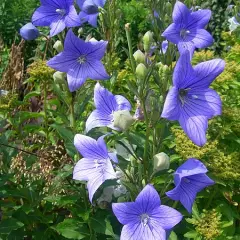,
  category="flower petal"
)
[87,13,99,27]
[73,158,100,181]
[65,5,81,27]
[179,113,208,146]
[177,41,195,60]
[151,205,182,230]
[77,0,85,8]
[85,60,109,80]
[191,29,213,49]
[166,185,181,201]
[162,23,181,44]
[50,19,66,36]
[187,173,214,191]
[188,10,211,29]
[173,50,194,87]
[108,152,119,163]
[186,89,222,118]
[67,66,87,92]
[85,109,113,132]
[87,40,108,60]
[115,95,131,111]
[112,202,140,225]
[161,86,180,120]
[32,6,58,26]
[172,1,190,24]
[74,134,108,159]
[94,83,117,115]
[135,184,161,213]
[189,59,225,89]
